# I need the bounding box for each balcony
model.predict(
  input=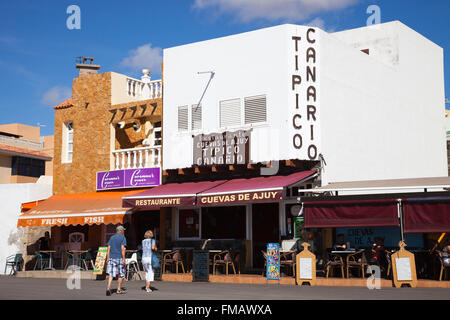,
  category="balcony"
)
[126,78,162,100]
[112,146,161,170]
